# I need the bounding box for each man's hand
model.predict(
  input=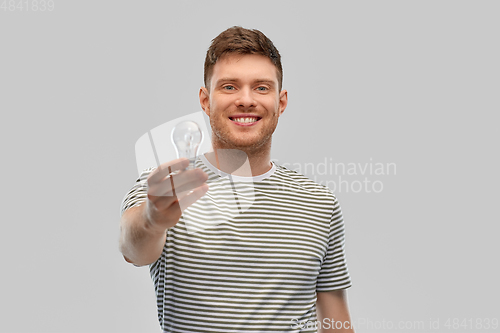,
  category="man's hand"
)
[119,158,209,266]
[144,158,209,233]
[316,290,355,333]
